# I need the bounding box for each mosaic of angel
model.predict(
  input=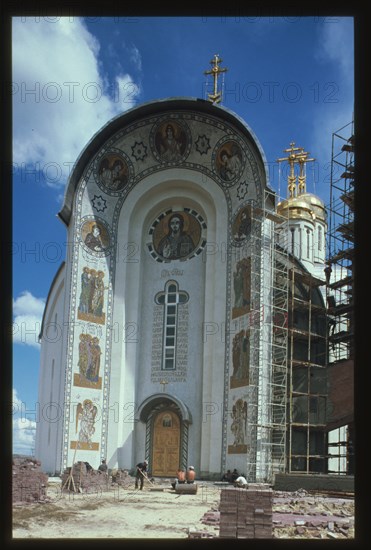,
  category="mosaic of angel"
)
[75,399,98,448]
[154,121,187,162]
